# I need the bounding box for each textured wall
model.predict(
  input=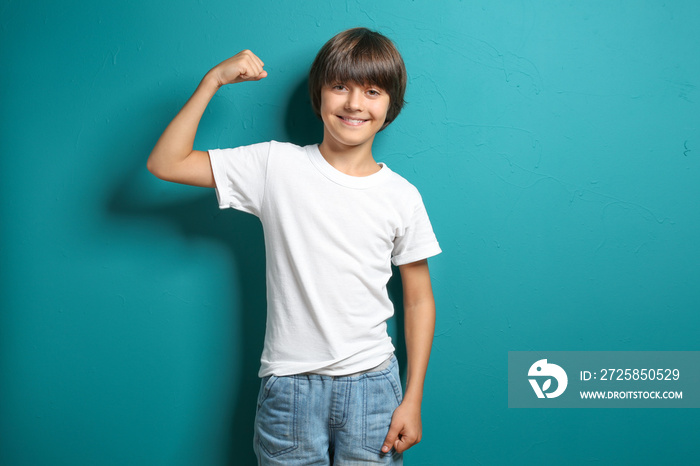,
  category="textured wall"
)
[2,1,699,464]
